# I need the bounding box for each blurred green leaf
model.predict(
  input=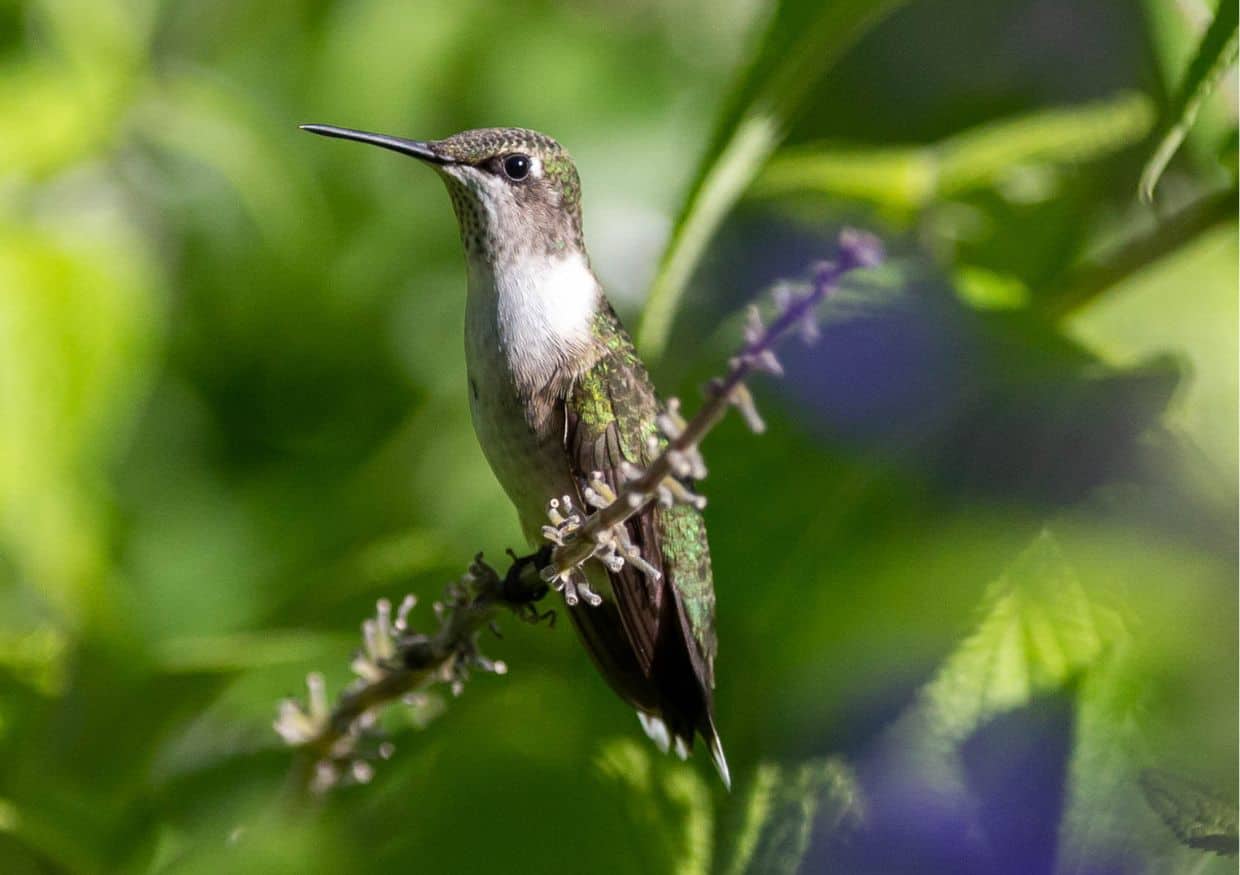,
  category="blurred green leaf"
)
[0,626,66,696]
[313,0,476,132]
[725,758,861,875]
[636,0,906,359]
[135,71,329,263]
[1140,1,1238,202]
[1054,648,1150,873]
[0,62,122,176]
[147,805,352,874]
[0,797,16,832]
[0,216,161,623]
[952,265,1030,310]
[1068,225,1238,481]
[152,631,351,675]
[753,93,1155,213]
[29,0,156,74]
[596,739,714,875]
[0,0,156,177]
[1140,768,1239,856]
